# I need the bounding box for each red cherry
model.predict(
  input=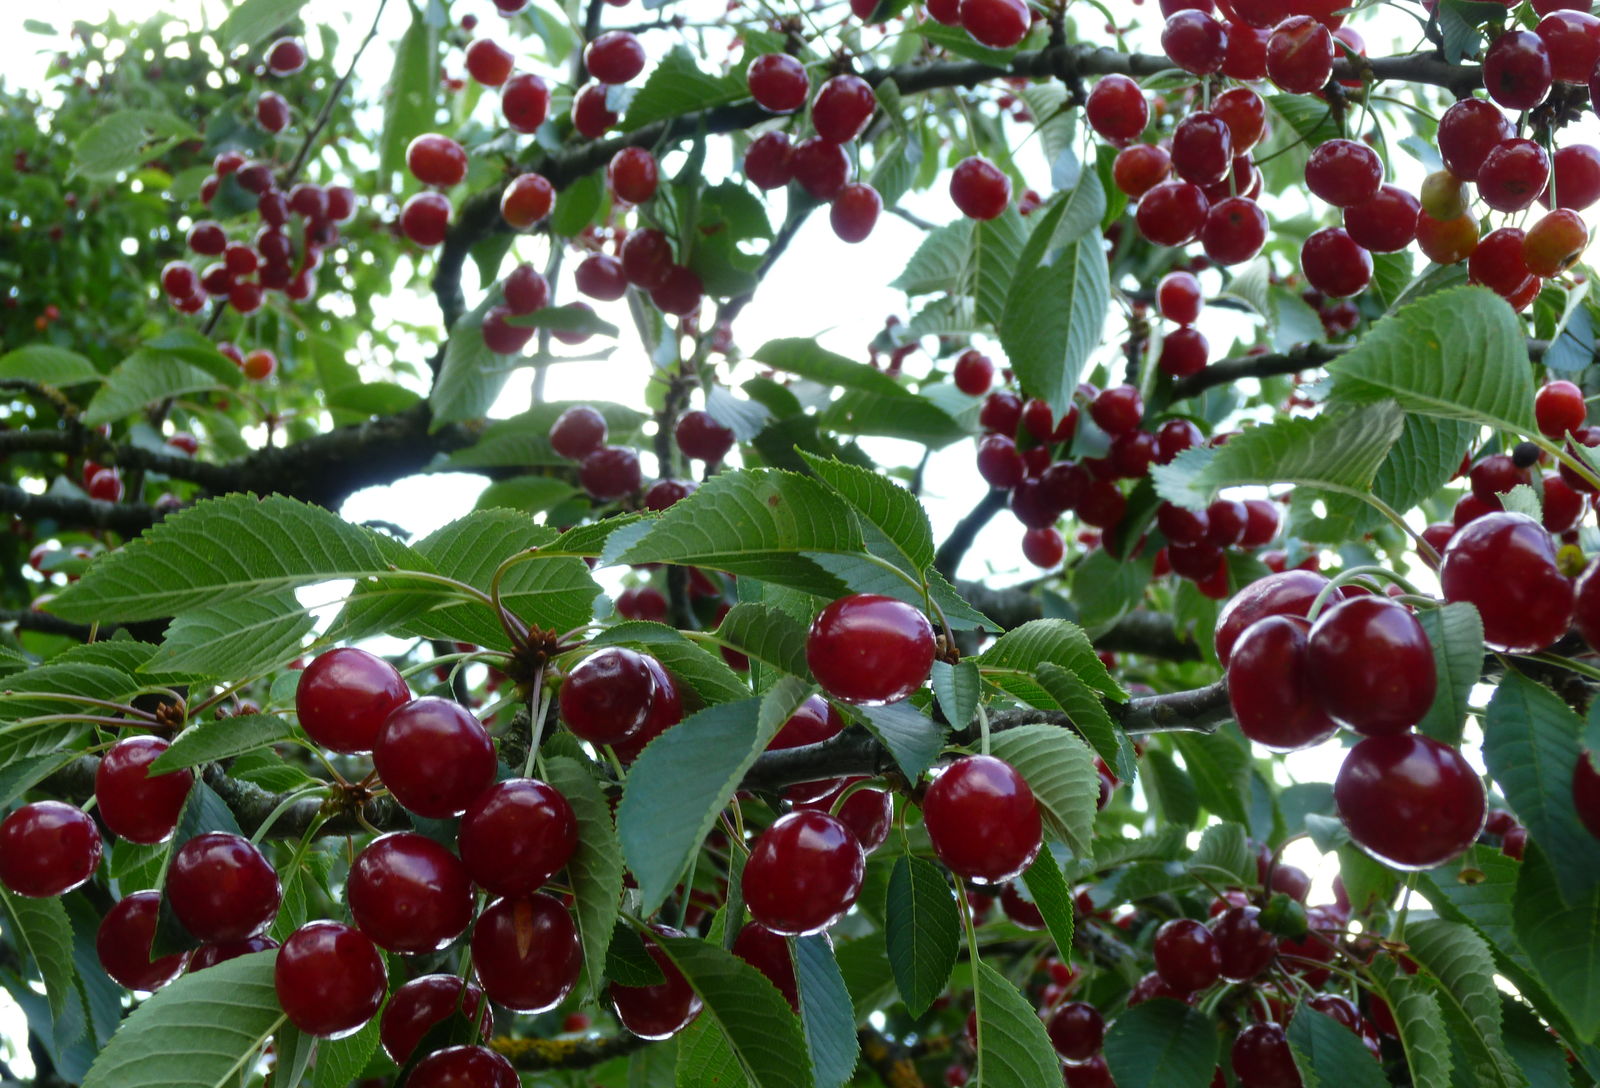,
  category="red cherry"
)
[1232,1023,1299,1086]
[407,134,468,187]
[1574,751,1600,839]
[1438,99,1514,181]
[466,38,515,86]
[1162,11,1229,73]
[1335,734,1486,869]
[95,736,192,844]
[1090,385,1143,435]
[1301,227,1371,298]
[770,694,845,750]
[1240,499,1281,546]
[1158,326,1209,378]
[97,893,186,992]
[1469,227,1534,298]
[791,136,853,199]
[1343,184,1420,252]
[1306,596,1435,736]
[575,254,628,300]
[1201,197,1268,265]
[470,894,582,1012]
[1212,86,1266,152]
[1536,10,1600,79]
[953,349,995,395]
[275,921,388,1038]
[831,183,883,243]
[812,75,877,143]
[1484,30,1553,110]
[959,0,1031,47]
[1543,473,1587,533]
[87,467,124,502]
[1222,21,1270,79]
[167,832,280,942]
[1305,138,1382,207]
[188,935,278,973]
[1171,112,1233,186]
[1546,144,1600,210]
[381,975,492,1062]
[649,265,703,316]
[608,147,659,204]
[571,83,618,138]
[1158,271,1203,324]
[731,922,799,1010]
[585,30,646,84]
[1086,75,1148,143]
[744,131,795,189]
[621,228,675,288]
[1154,918,1223,993]
[1212,905,1276,980]
[373,697,497,818]
[1063,1055,1116,1088]
[266,36,307,75]
[560,646,657,744]
[502,72,551,132]
[1524,209,1589,277]
[1021,526,1065,569]
[1415,210,1481,265]
[675,408,736,461]
[950,156,1012,220]
[1440,511,1574,652]
[1047,1001,1105,1062]
[1136,181,1210,246]
[1267,15,1334,92]
[458,778,578,896]
[0,801,101,897]
[501,172,554,228]
[611,926,702,1040]
[401,191,451,246]
[747,54,809,113]
[166,431,199,454]
[579,445,644,499]
[1113,143,1172,197]
[806,594,935,705]
[1478,138,1550,213]
[743,810,866,935]
[797,778,893,852]
[296,647,409,754]
[1228,616,1339,751]
[502,262,550,315]
[549,405,607,460]
[927,0,962,21]
[348,832,473,954]
[256,91,289,133]
[922,755,1042,883]
[408,1046,519,1088]
[979,390,1024,435]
